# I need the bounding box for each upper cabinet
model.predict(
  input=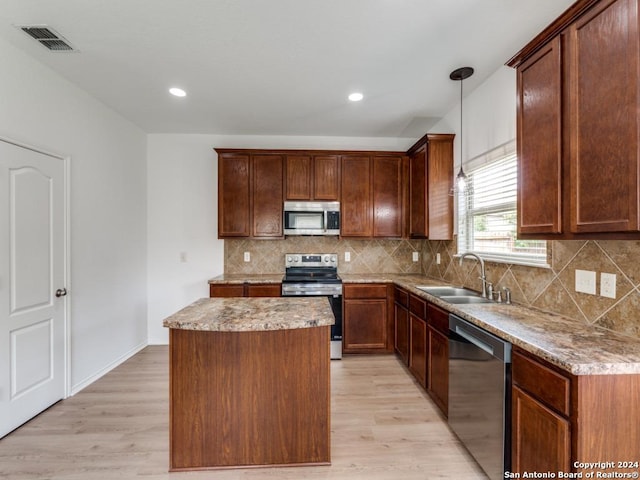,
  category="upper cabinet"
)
[285,155,340,201]
[408,134,455,240]
[217,150,283,239]
[509,0,640,239]
[340,154,405,238]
